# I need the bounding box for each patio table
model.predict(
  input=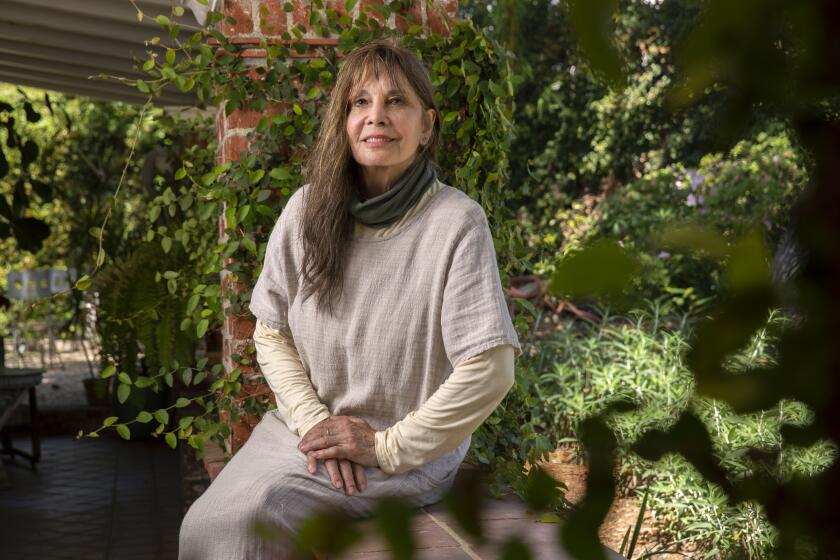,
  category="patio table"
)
[0,367,44,468]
